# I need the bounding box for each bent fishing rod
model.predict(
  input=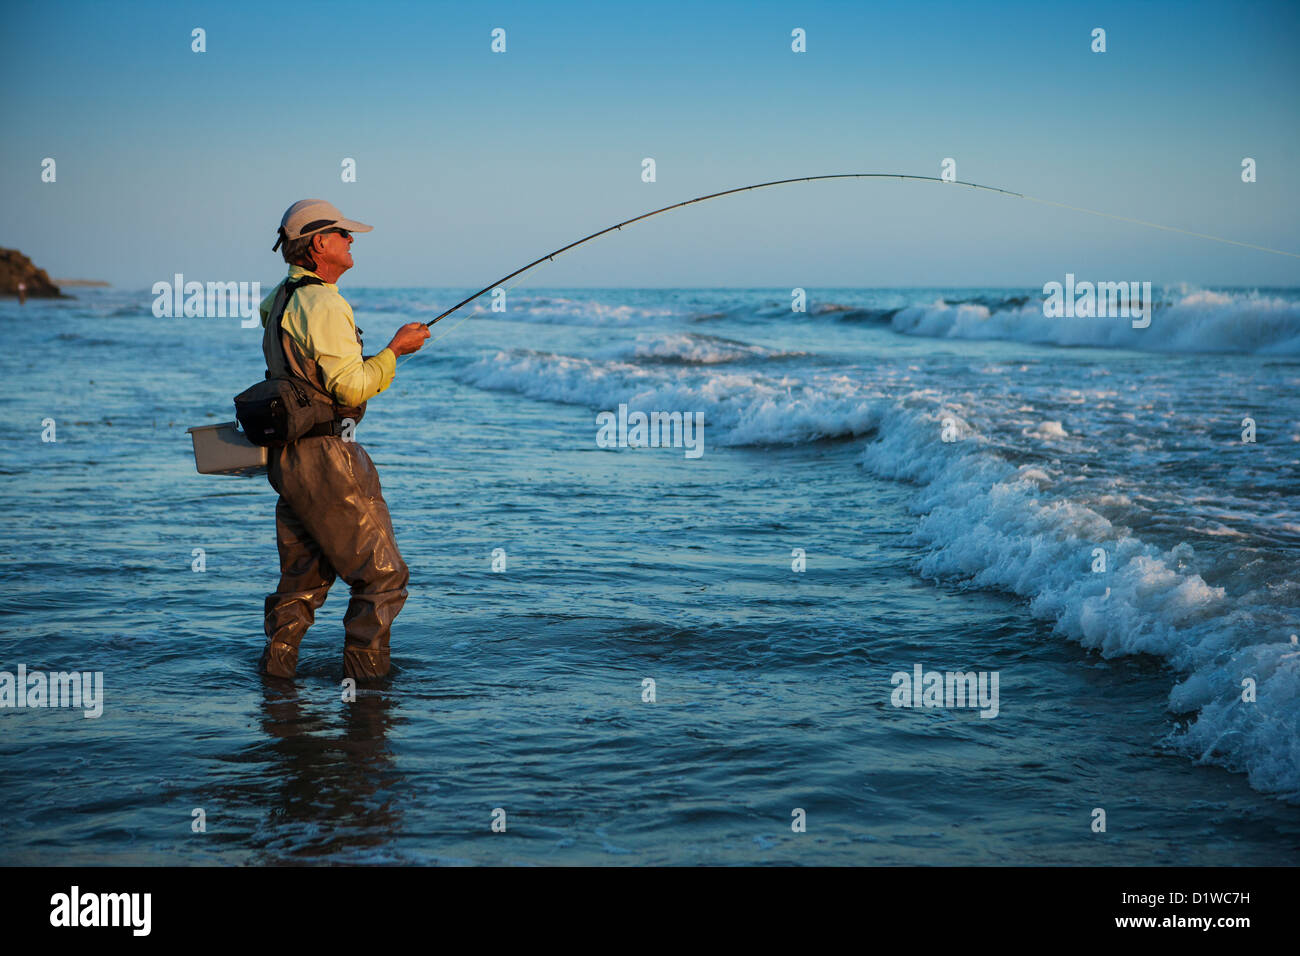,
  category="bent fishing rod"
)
[423,171,1300,329]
